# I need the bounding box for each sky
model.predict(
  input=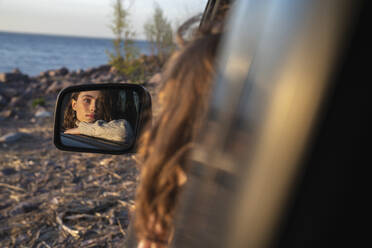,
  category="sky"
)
[0,0,207,39]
